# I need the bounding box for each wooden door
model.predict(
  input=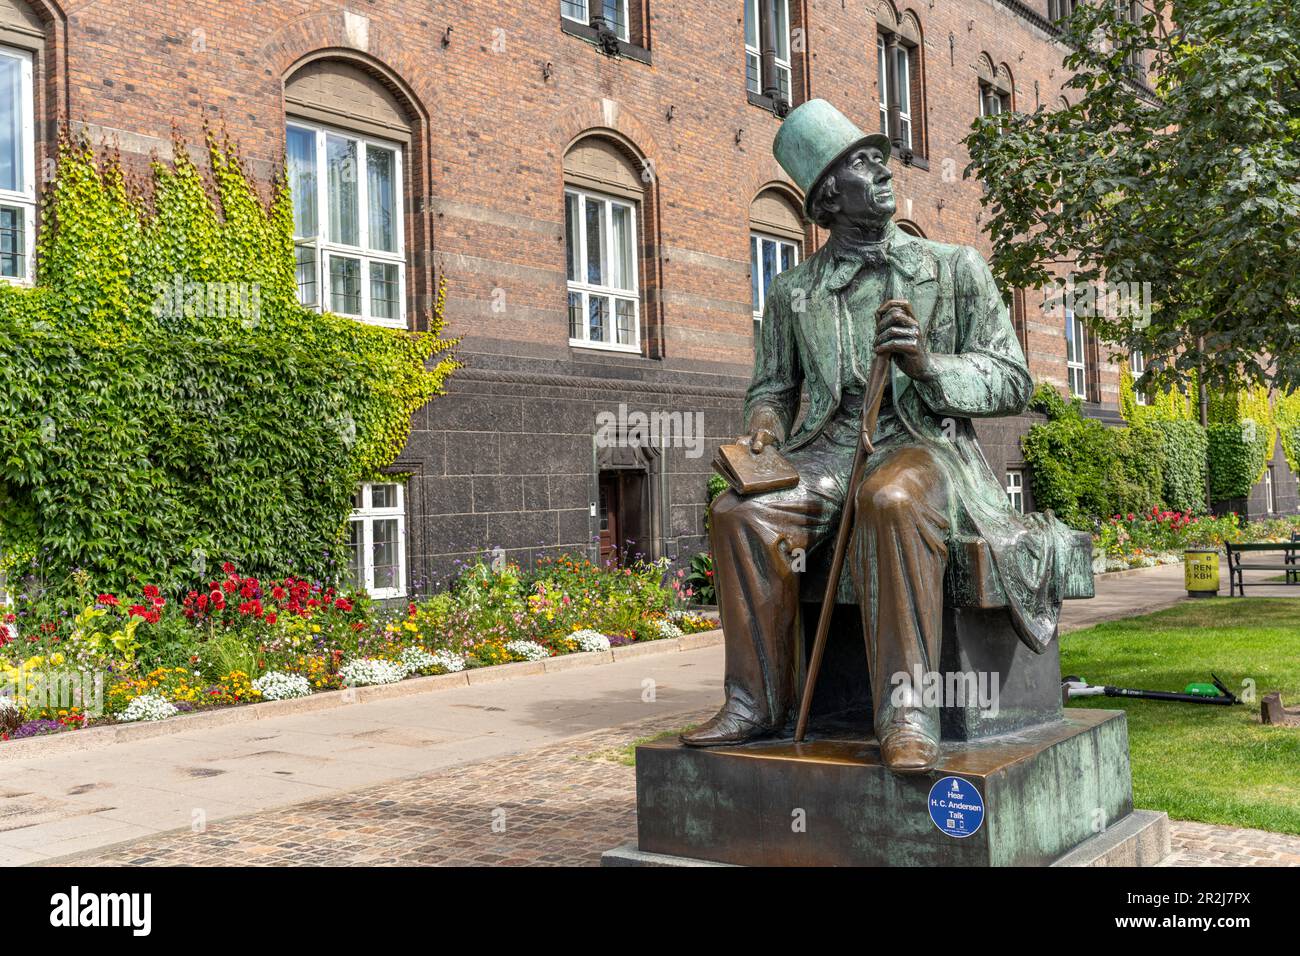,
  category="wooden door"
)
[598,473,620,565]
